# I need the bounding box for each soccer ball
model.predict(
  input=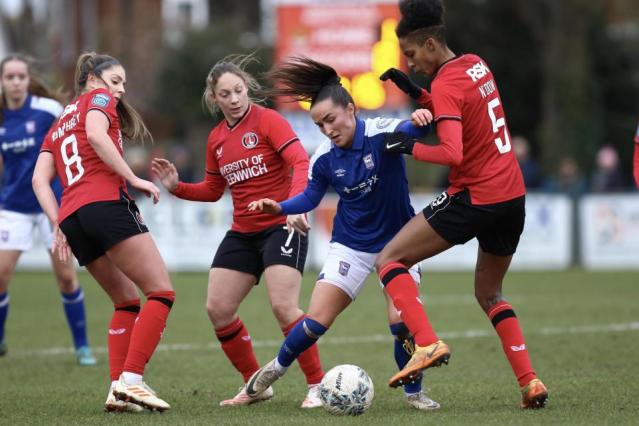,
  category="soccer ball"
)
[318,364,374,416]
